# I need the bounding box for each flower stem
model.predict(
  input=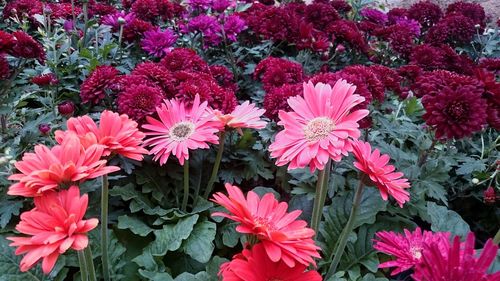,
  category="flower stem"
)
[311,160,332,235]
[325,180,365,279]
[100,175,110,281]
[83,246,97,281]
[493,228,500,245]
[182,159,190,212]
[78,250,88,281]
[204,131,226,199]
